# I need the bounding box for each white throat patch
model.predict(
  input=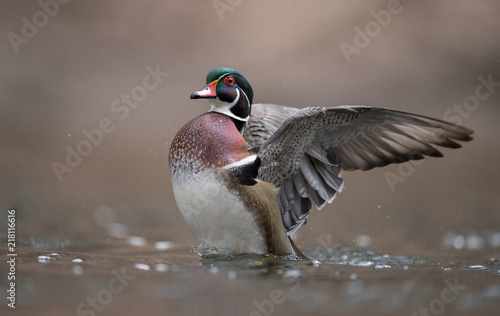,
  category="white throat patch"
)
[209,89,249,122]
